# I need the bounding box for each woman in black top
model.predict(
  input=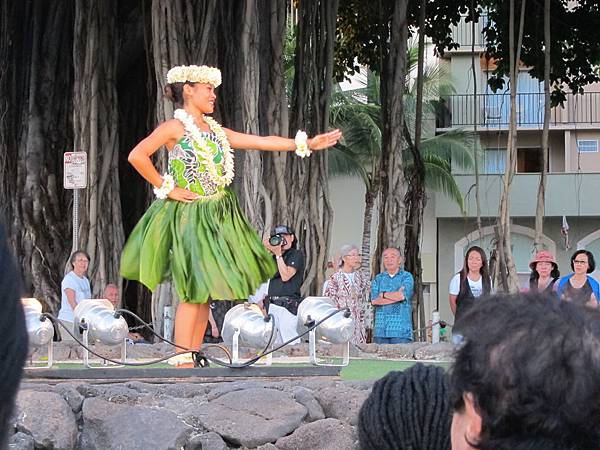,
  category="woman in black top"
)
[449,246,492,320]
